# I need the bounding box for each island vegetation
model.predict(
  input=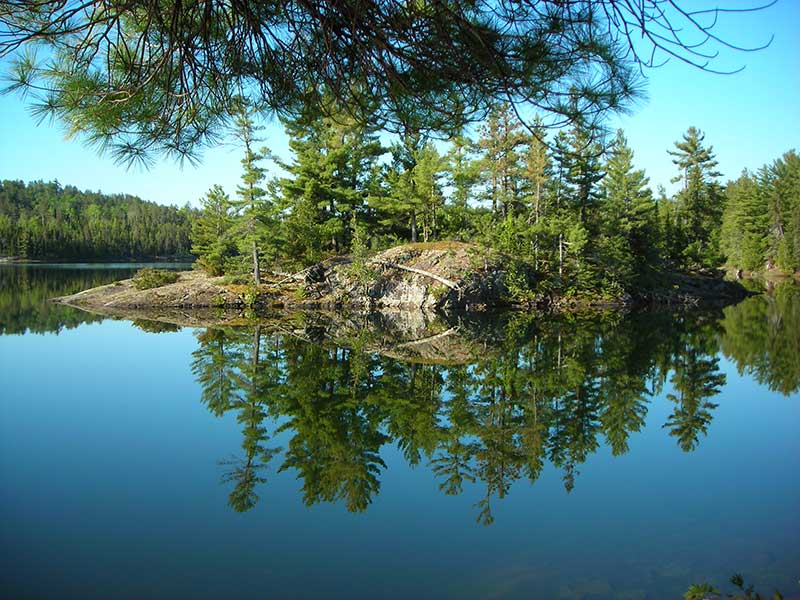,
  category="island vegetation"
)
[184,106,799,308]
[2,126,797,308]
